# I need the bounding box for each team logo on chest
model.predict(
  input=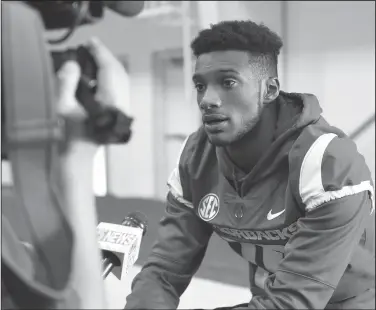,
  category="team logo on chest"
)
[198,194,220,221]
